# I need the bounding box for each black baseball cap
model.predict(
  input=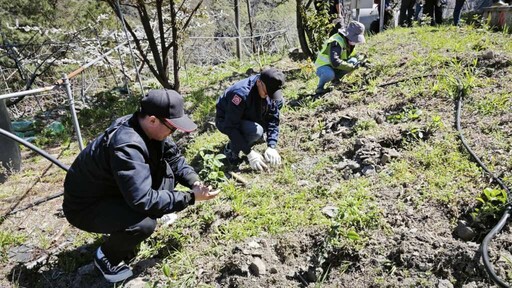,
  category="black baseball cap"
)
[140,89,197,132]
[259,68,285,101]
